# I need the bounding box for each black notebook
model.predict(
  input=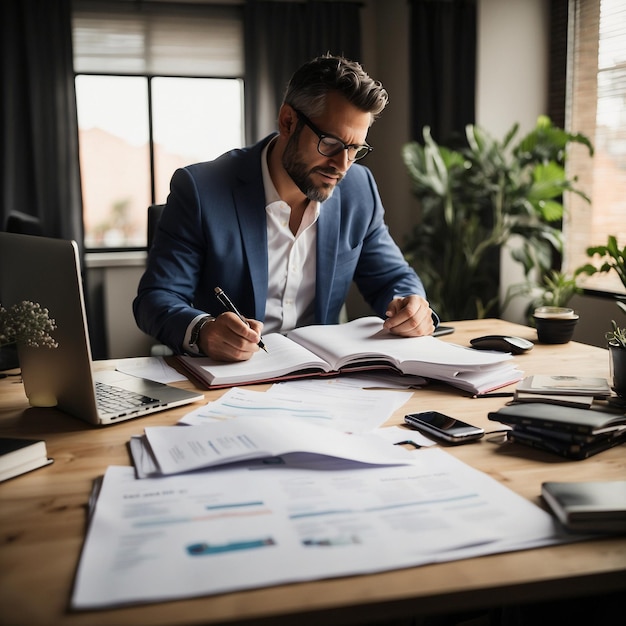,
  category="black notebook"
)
[541,480,626,533]
[512,391,594,409]
[507,427,626,460]
[488,403,626,436]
